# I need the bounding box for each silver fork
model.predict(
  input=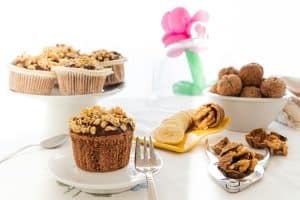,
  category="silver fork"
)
[135,136,161,200]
